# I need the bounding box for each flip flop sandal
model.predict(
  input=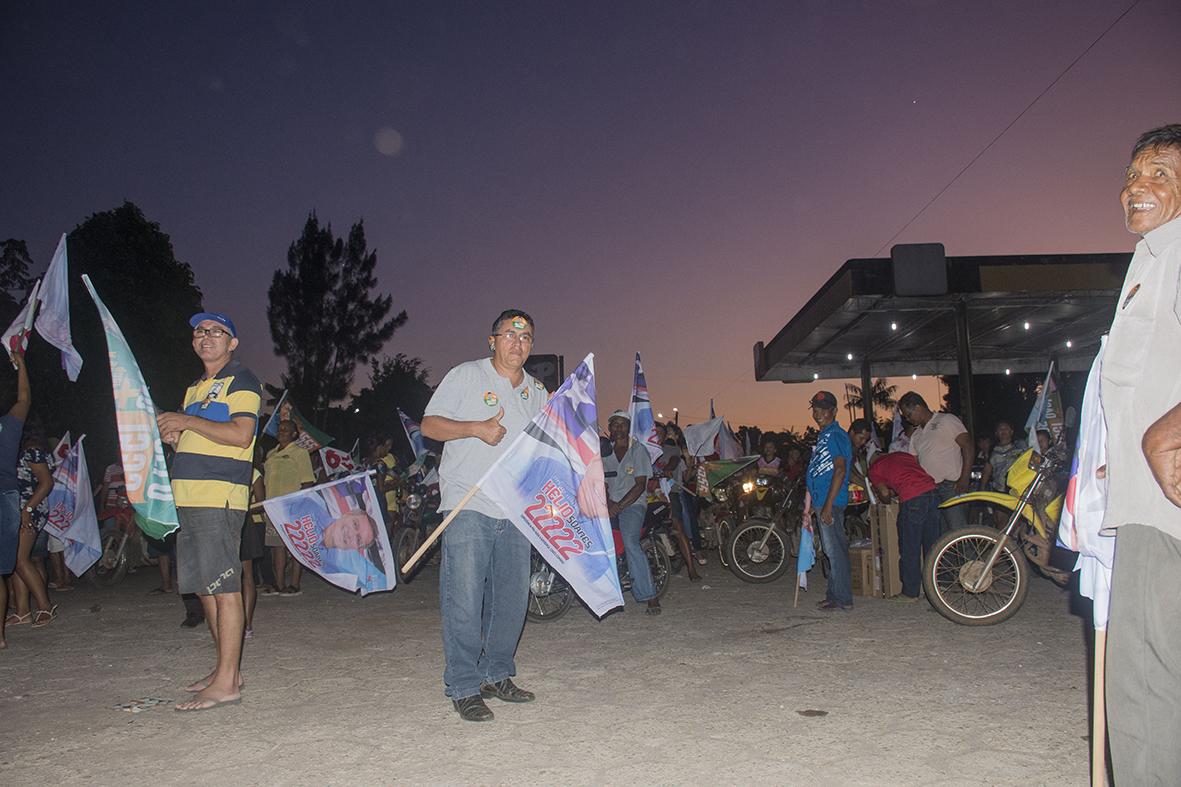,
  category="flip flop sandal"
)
[5,612,31,626]
[31,605,58,628]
